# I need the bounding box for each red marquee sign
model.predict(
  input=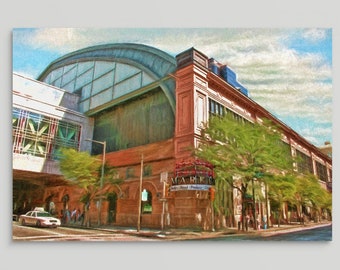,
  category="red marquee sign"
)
[171,159,215,188]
